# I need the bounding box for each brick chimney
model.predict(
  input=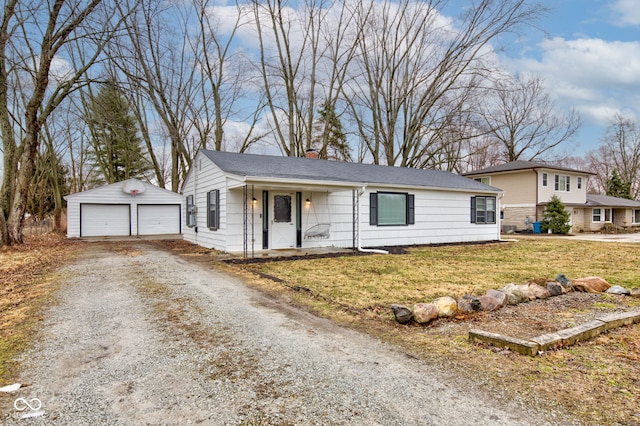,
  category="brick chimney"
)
[305,149,319,159]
